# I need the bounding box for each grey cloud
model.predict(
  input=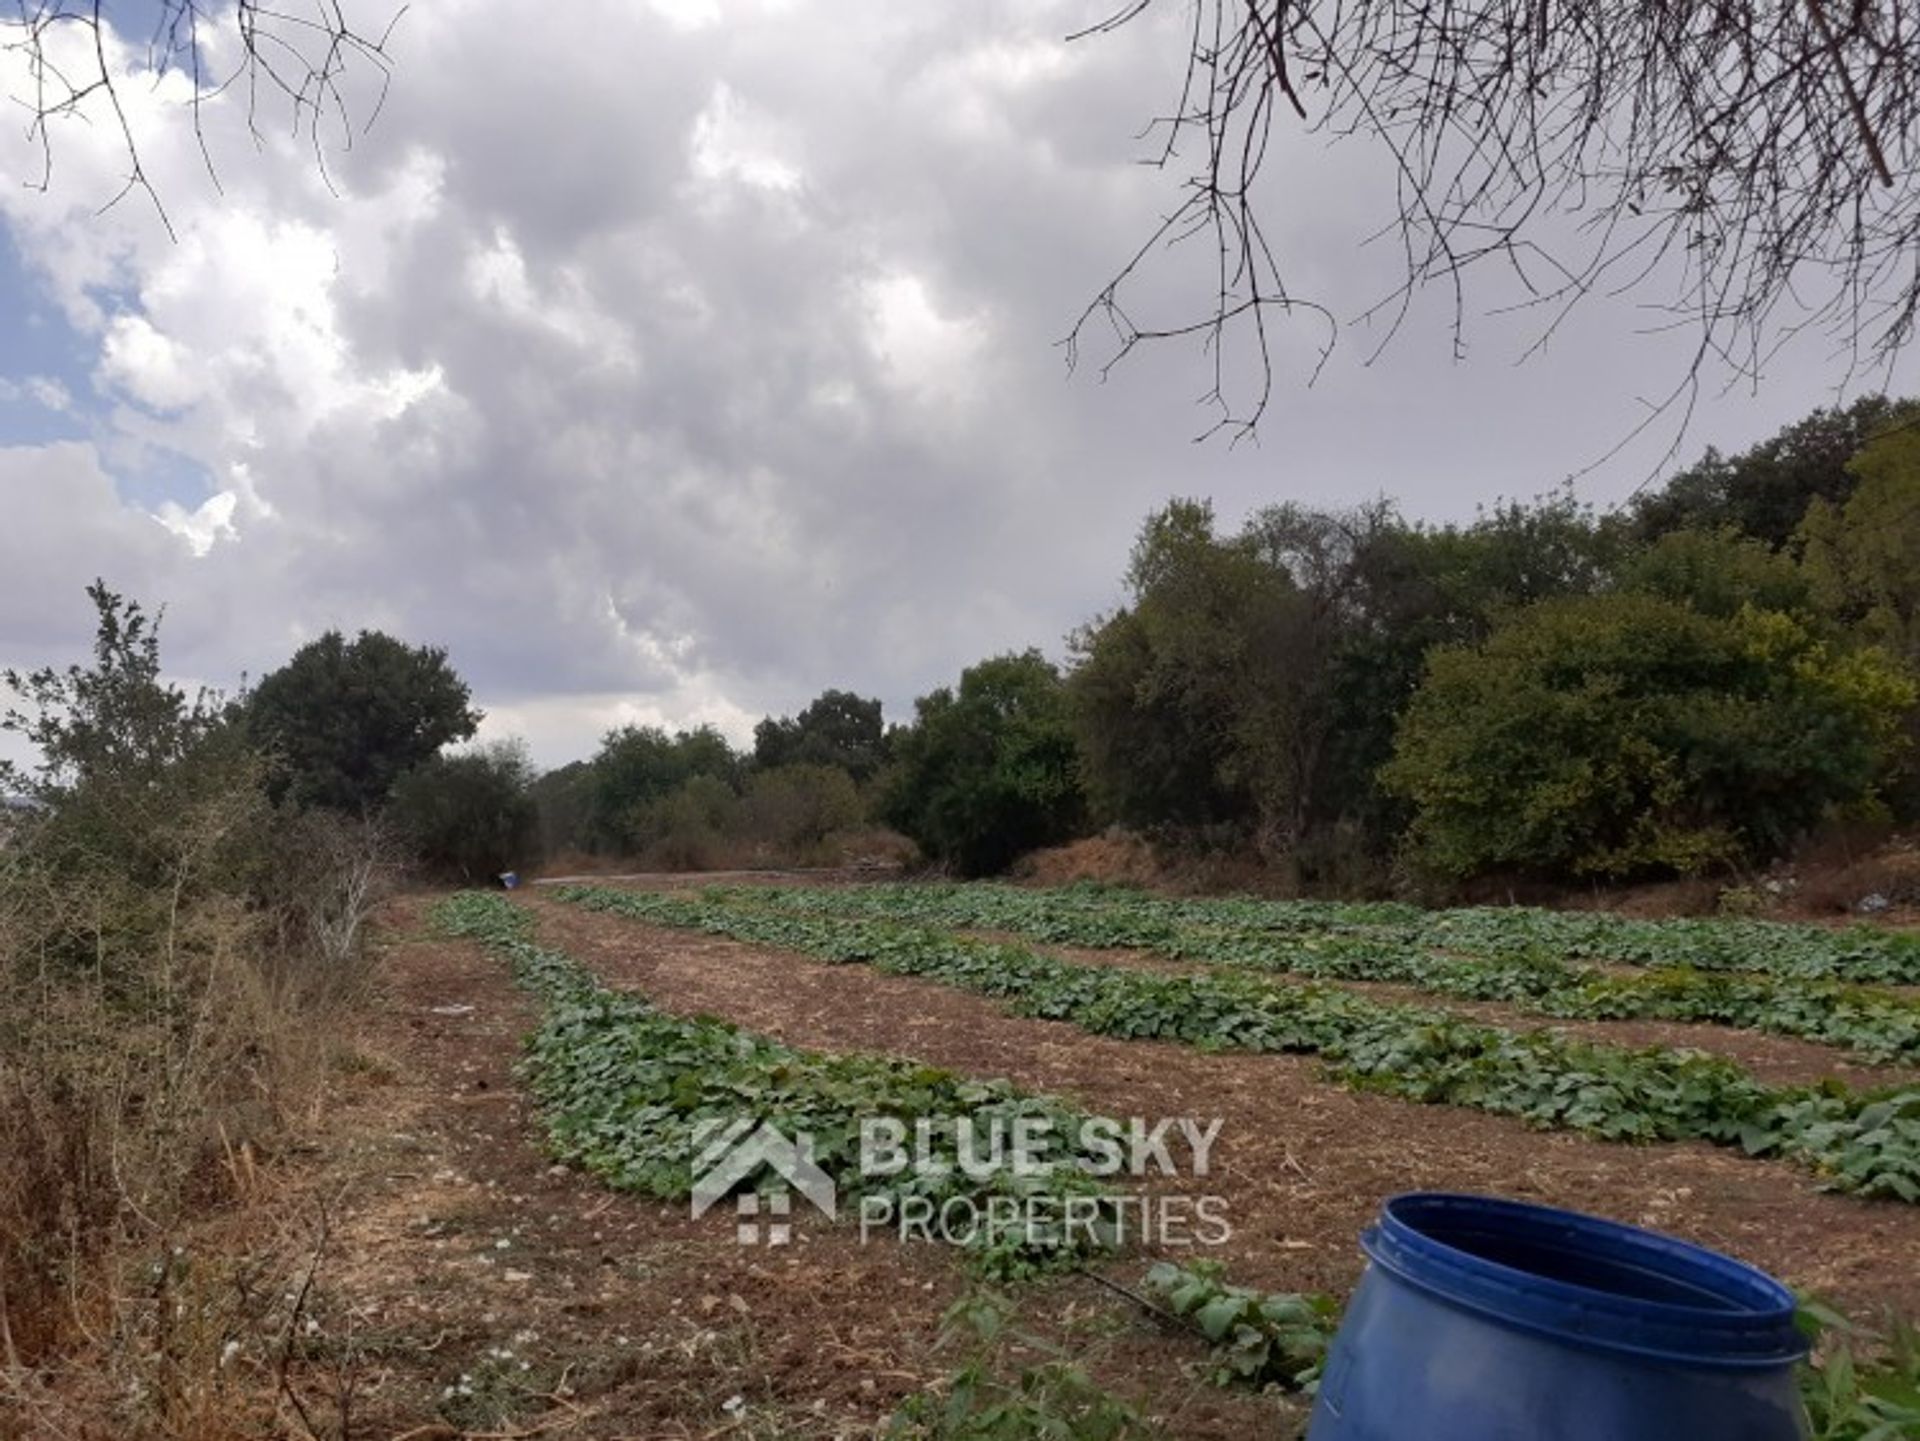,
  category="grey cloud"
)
[0,0,1911,767]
